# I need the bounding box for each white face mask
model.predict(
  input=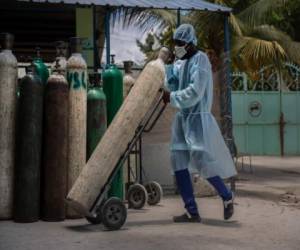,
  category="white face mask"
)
[174,45,187,59]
